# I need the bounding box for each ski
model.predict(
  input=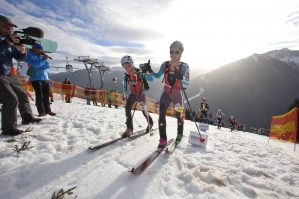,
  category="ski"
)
[130,139,175,175]
[88,128,157,151]
[23,126,34,132]
[165,140,180,154]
